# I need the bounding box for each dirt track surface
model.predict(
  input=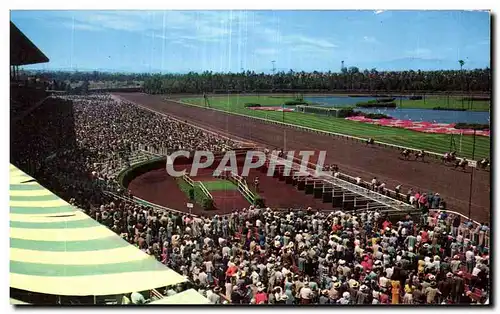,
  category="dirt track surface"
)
[128,162,334,216]
[116,93,491,222]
